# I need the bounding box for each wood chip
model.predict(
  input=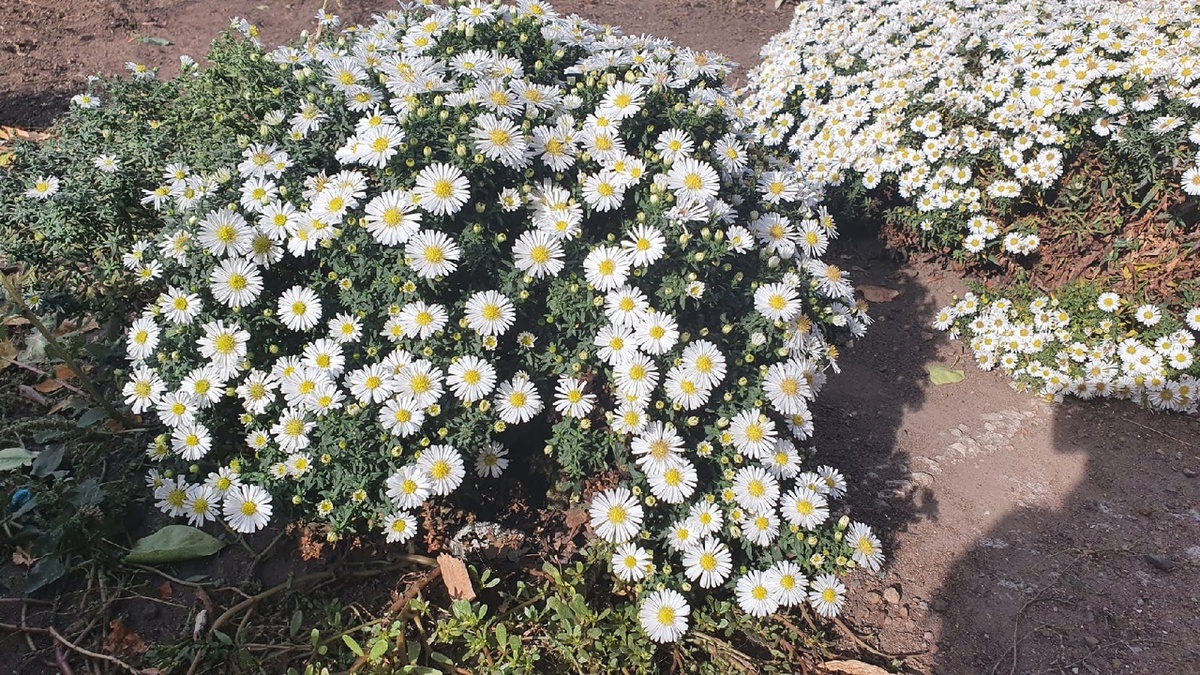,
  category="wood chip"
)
[859,284,900,303]
[437,553,476,601]
[820,660,891,675]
